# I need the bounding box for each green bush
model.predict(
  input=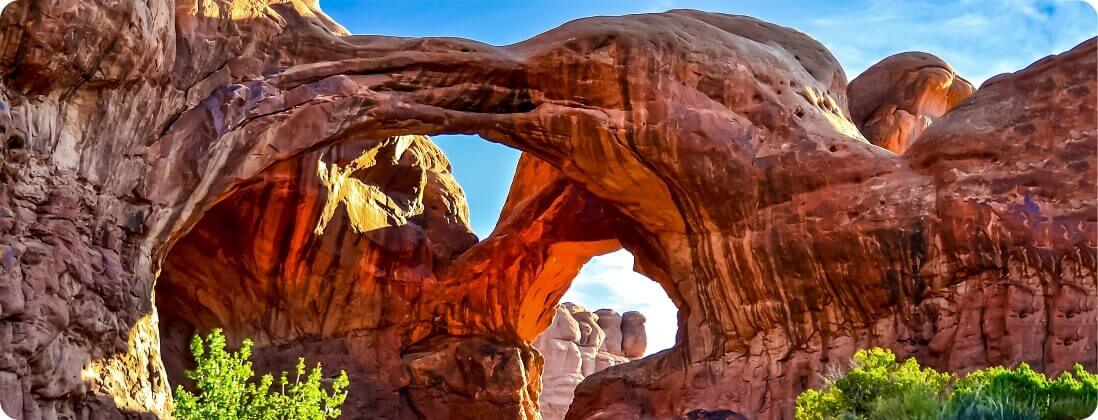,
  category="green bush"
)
[173,329,350,420]
[795,348,1097,420]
